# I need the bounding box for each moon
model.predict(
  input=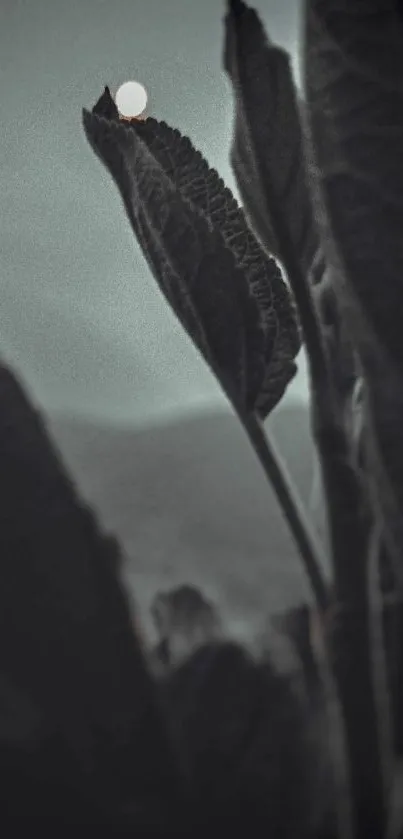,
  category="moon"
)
[115,80,148,119]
